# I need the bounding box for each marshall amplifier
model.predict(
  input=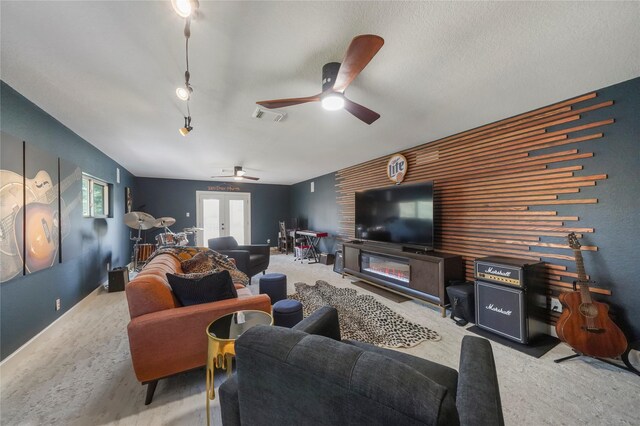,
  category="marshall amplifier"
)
[475,256,544,288]
[475,257,546,344]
